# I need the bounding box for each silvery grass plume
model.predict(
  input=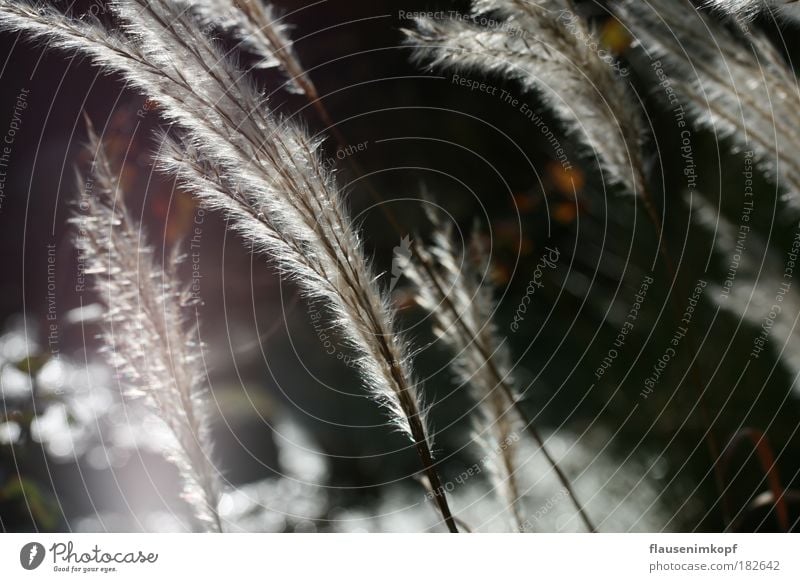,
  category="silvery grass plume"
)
[74,122,222,532]
[0,0,458,531]
[404,0,645,195]
[400,213,524,530]
[616,0,800,211]
[705,0,800,22]
[176,0,314,95]
[401,208,596,532]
